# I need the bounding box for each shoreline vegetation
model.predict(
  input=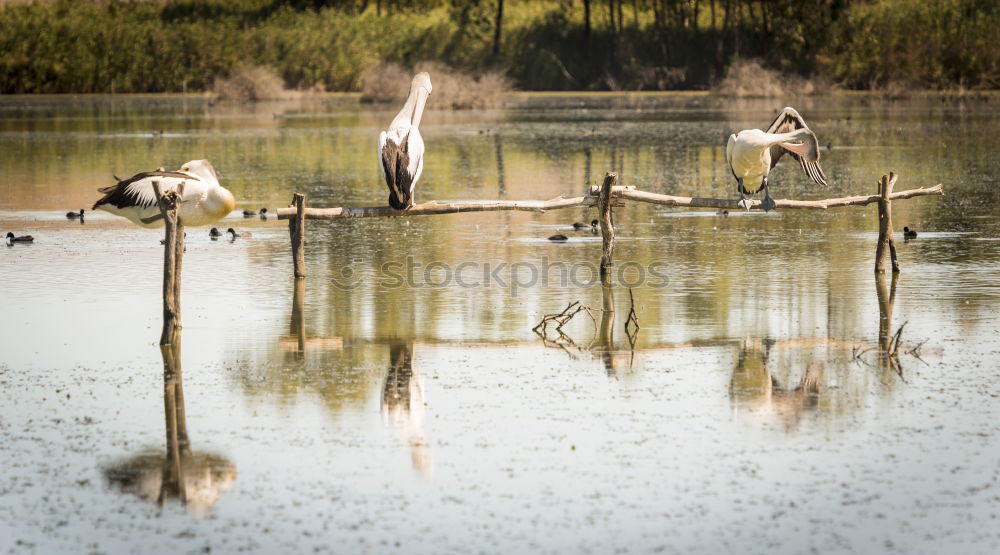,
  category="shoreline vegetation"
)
[0,0,997,102]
